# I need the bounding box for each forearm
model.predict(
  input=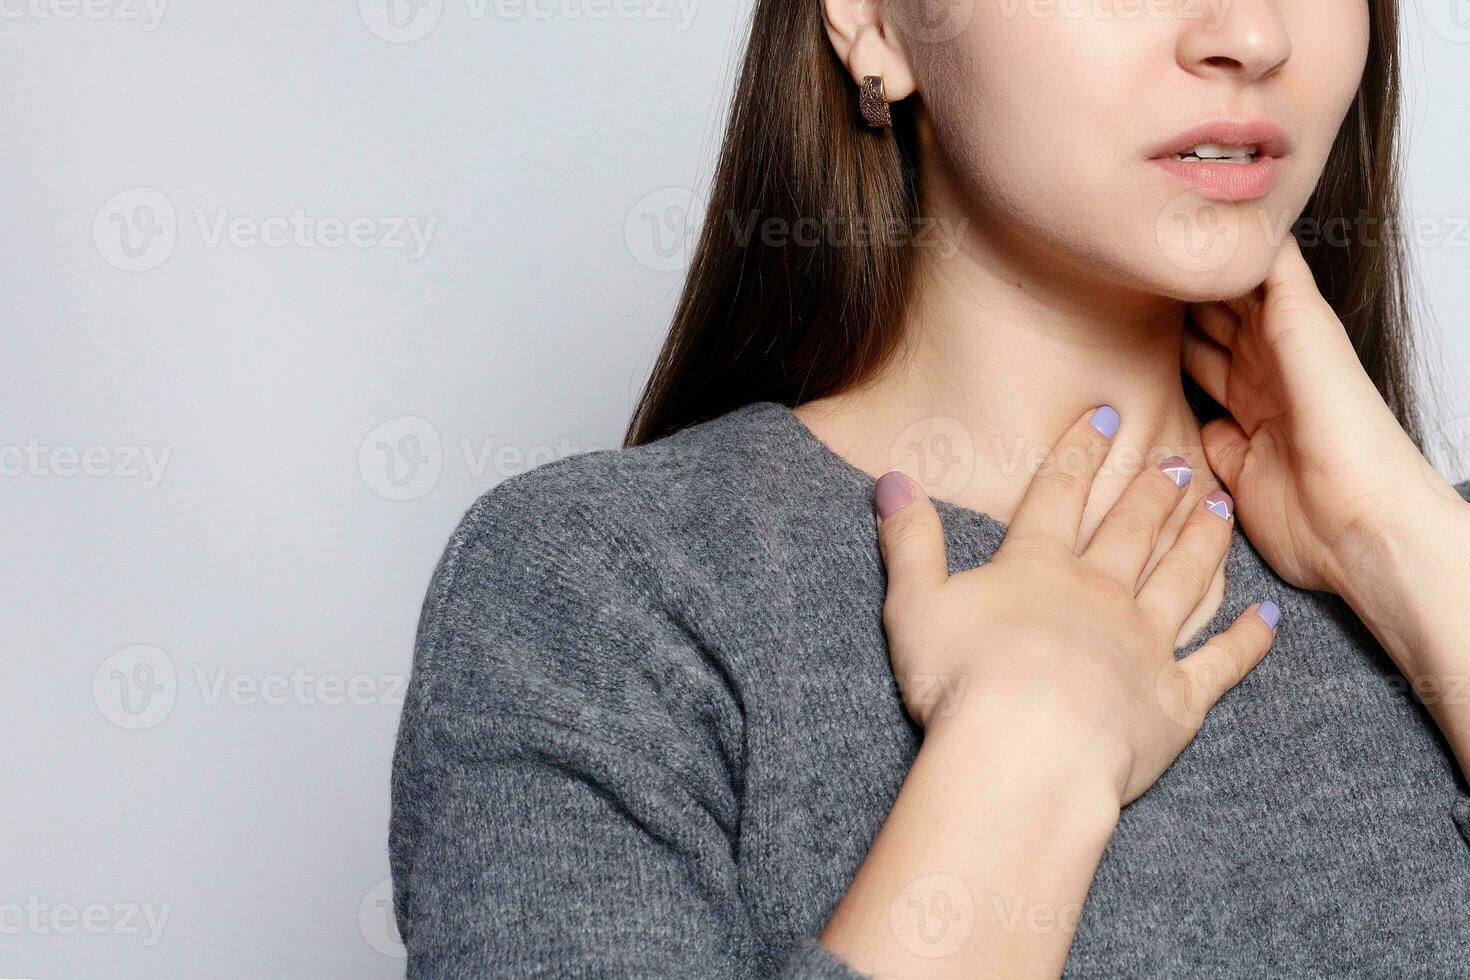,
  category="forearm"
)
[818,706,1121,979]
[1333,487,1470,779]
